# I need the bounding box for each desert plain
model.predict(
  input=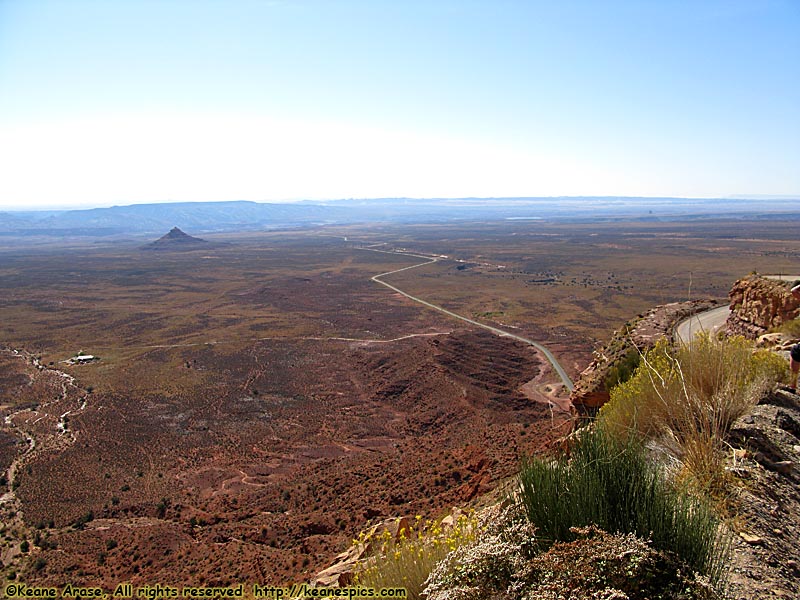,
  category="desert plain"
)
[1,217,799,587]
